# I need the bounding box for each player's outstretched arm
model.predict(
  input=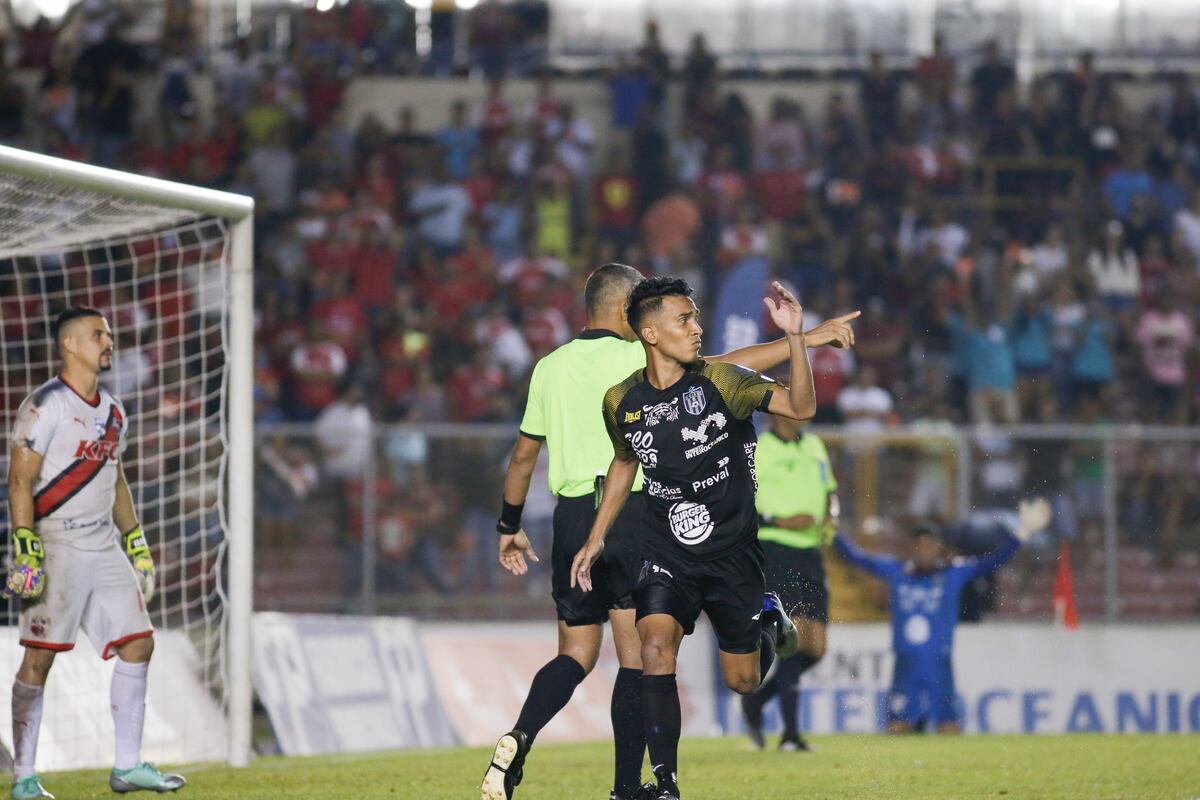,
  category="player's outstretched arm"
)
[957,498,1051,581]
[570,454,637,593]
[497,434,544,576]
[762,282,817,421]
[706,312,859,372]
[833,532,903,581]
[4,446,47,599]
